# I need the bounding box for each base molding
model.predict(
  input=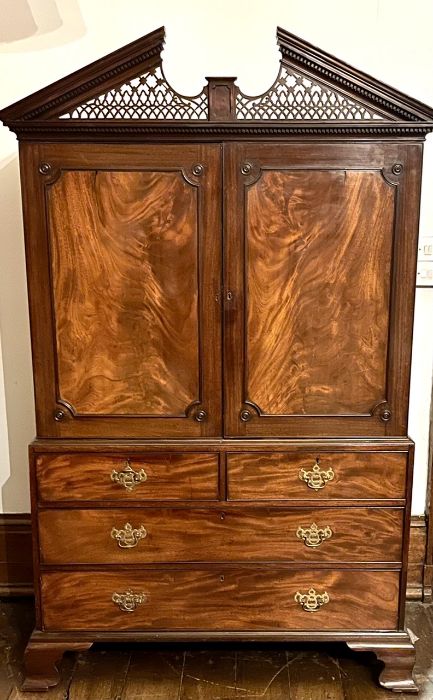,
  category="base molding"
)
[347,630,418,694]
[23,635,92,691]
[0,515,33,596]
[0,513,429,600]
[22,628,418,693]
